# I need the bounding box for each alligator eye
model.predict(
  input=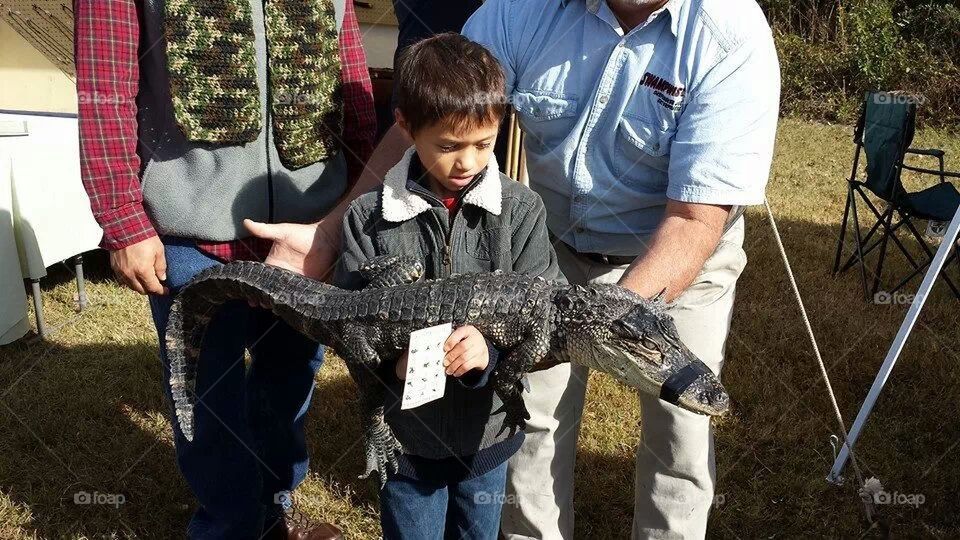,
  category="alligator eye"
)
[611,319,636,339]
[641,337,660,351]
